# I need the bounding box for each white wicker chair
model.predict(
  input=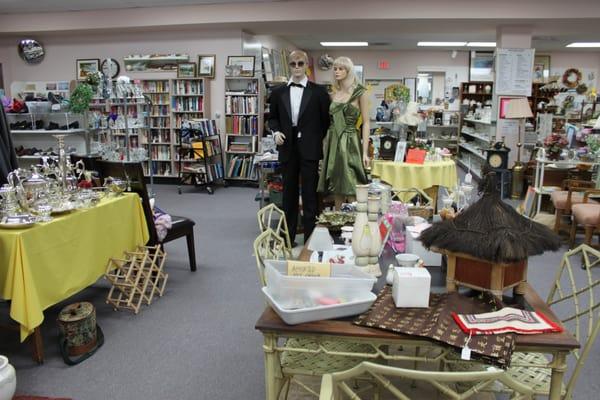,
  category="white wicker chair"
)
[258,203,292,252]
